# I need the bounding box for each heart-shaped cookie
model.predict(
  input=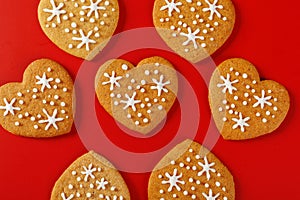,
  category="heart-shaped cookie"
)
[38,0,119,60]
[51,151,131,200]
[153,0,235,63]
[148,139,235,199]
[95,56,178,134]
[0,59,74,138]
[209,58,290,140]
